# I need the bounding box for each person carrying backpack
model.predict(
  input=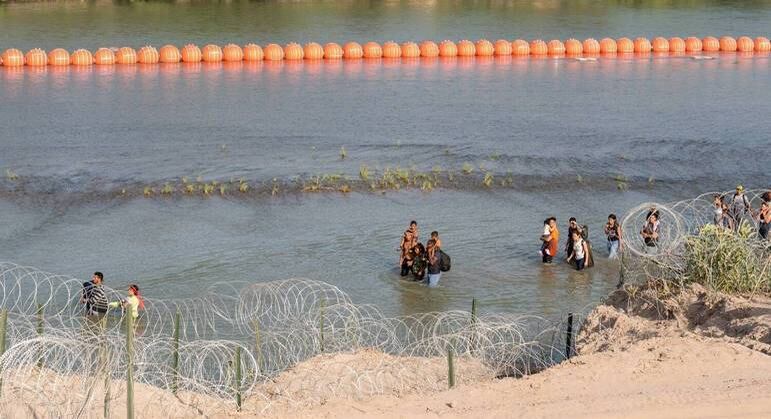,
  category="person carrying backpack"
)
[426,239,442,287]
